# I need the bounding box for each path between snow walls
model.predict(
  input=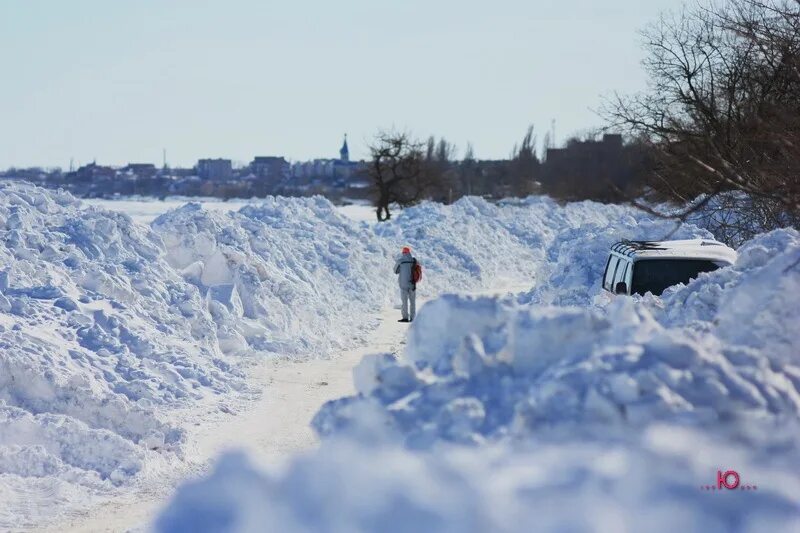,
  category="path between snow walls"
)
[152,230,800,533]
[40,285,531,533]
